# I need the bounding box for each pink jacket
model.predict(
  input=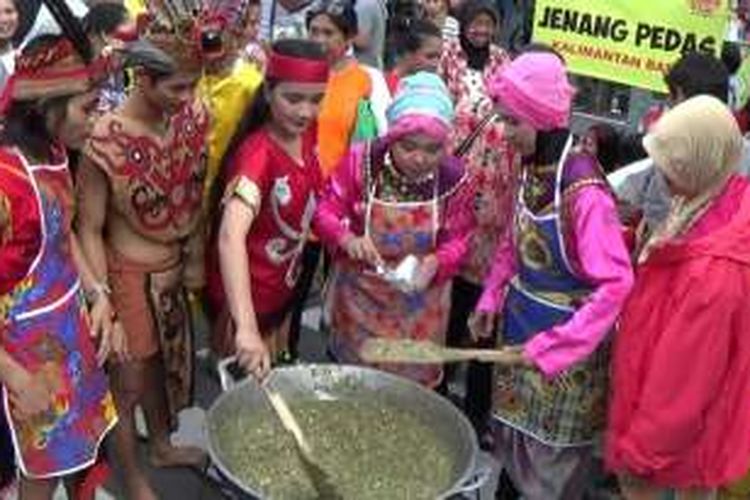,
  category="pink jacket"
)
[477,184,633,376]
[314,141,476,284]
